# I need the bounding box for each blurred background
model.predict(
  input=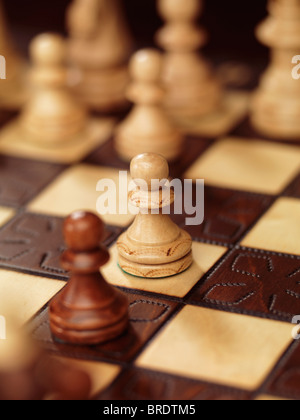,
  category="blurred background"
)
[3,0,268,64]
